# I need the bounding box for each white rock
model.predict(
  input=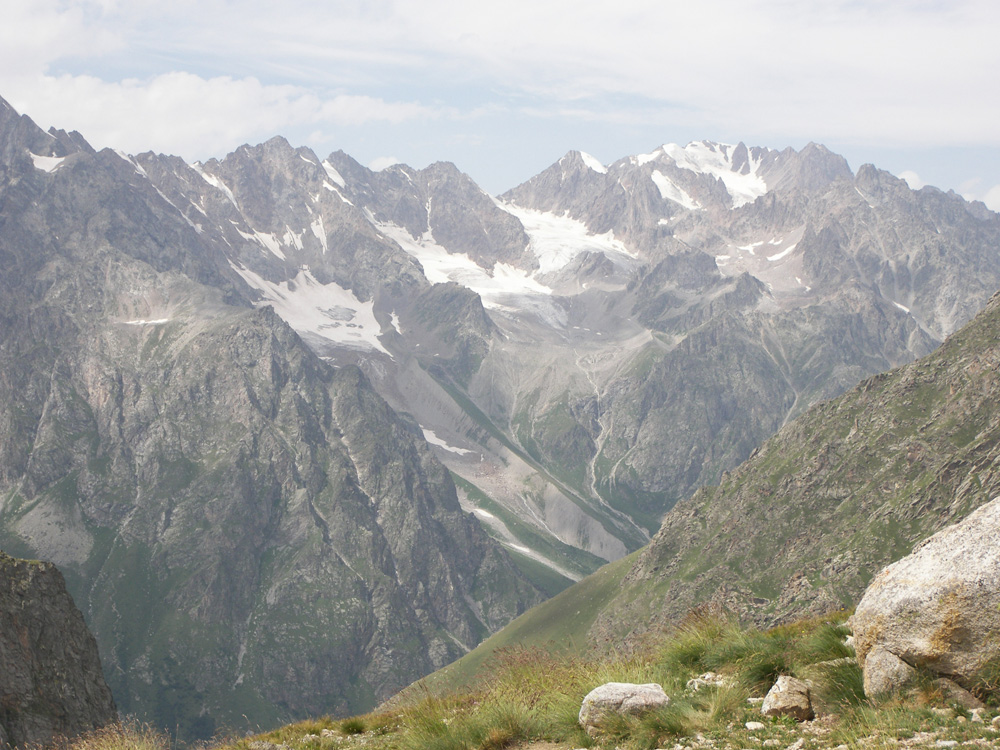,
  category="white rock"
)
[761,676,814,721]
[578,682,670,736]
[745,721,766,731]
[851,497,1000,697]
[687,671,729,691]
